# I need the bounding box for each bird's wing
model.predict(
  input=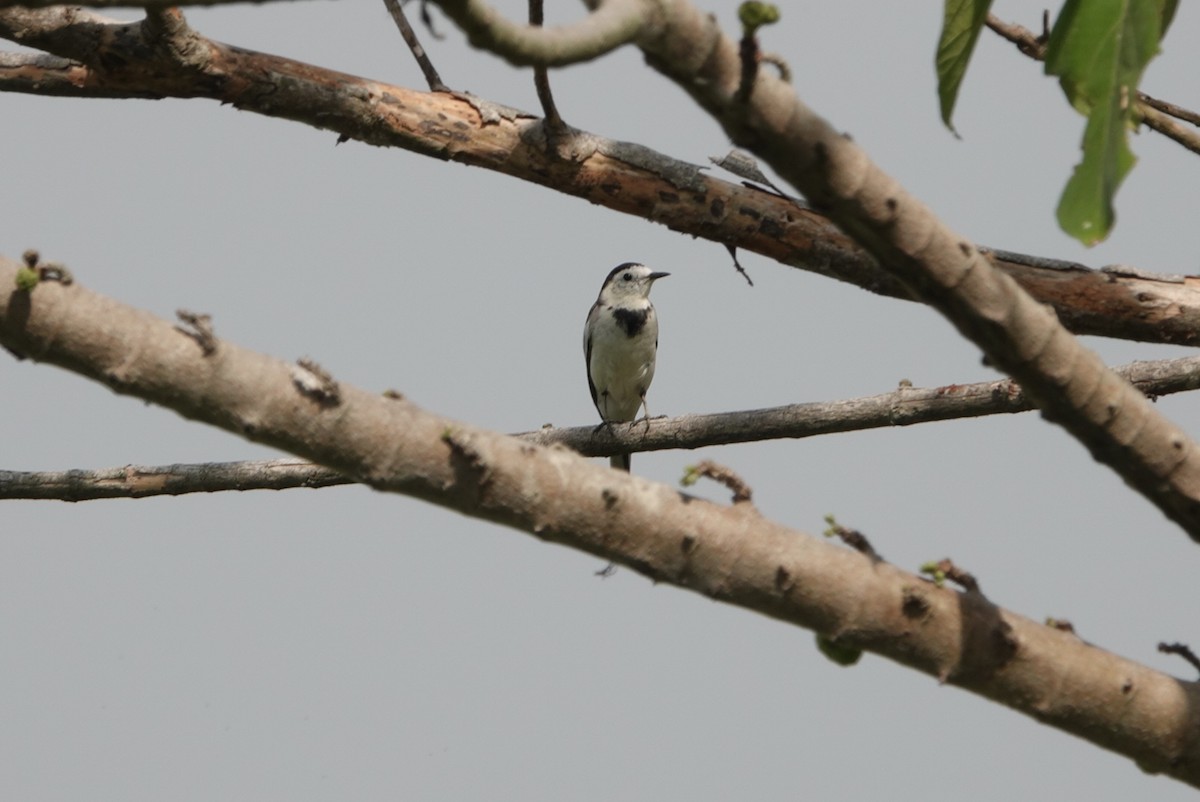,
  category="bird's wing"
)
[584,301,601,412]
